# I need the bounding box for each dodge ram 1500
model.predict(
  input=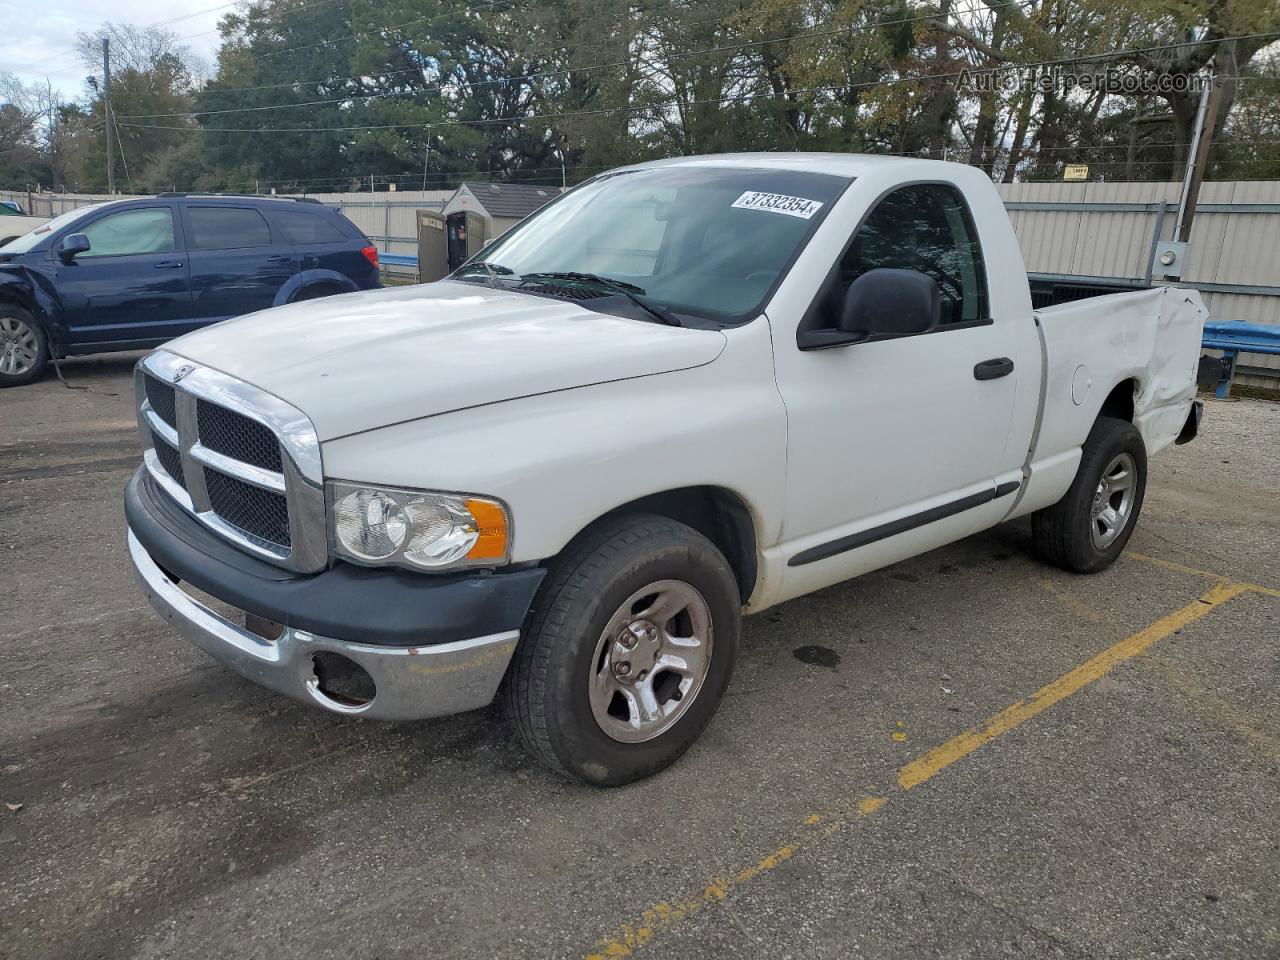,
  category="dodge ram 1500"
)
[125,153,1206,785]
